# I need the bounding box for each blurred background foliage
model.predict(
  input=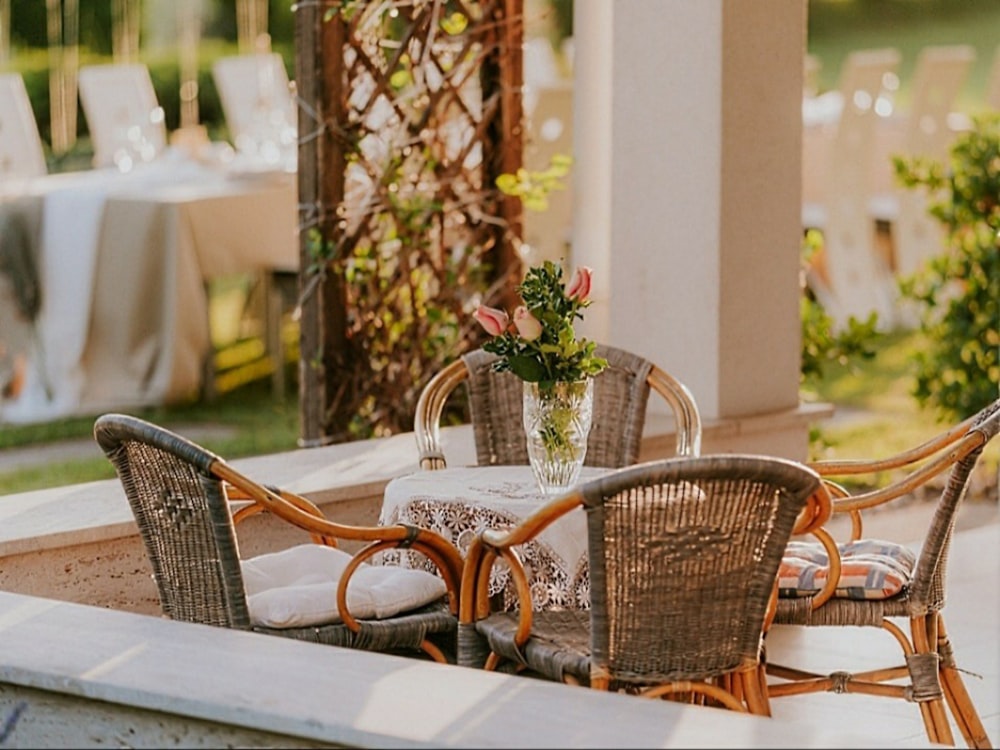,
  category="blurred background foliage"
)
[1,0,996,492]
